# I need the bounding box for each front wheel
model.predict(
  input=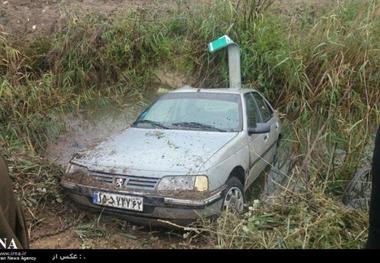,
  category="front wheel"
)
[222,177,245,213]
